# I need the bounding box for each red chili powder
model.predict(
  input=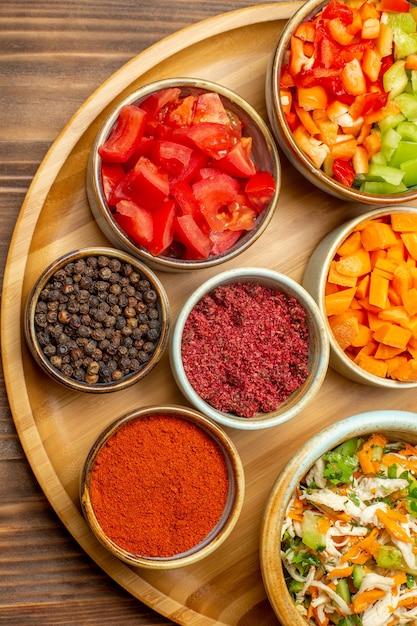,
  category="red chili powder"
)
[89,413,229,558]
[181,282,310,418]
